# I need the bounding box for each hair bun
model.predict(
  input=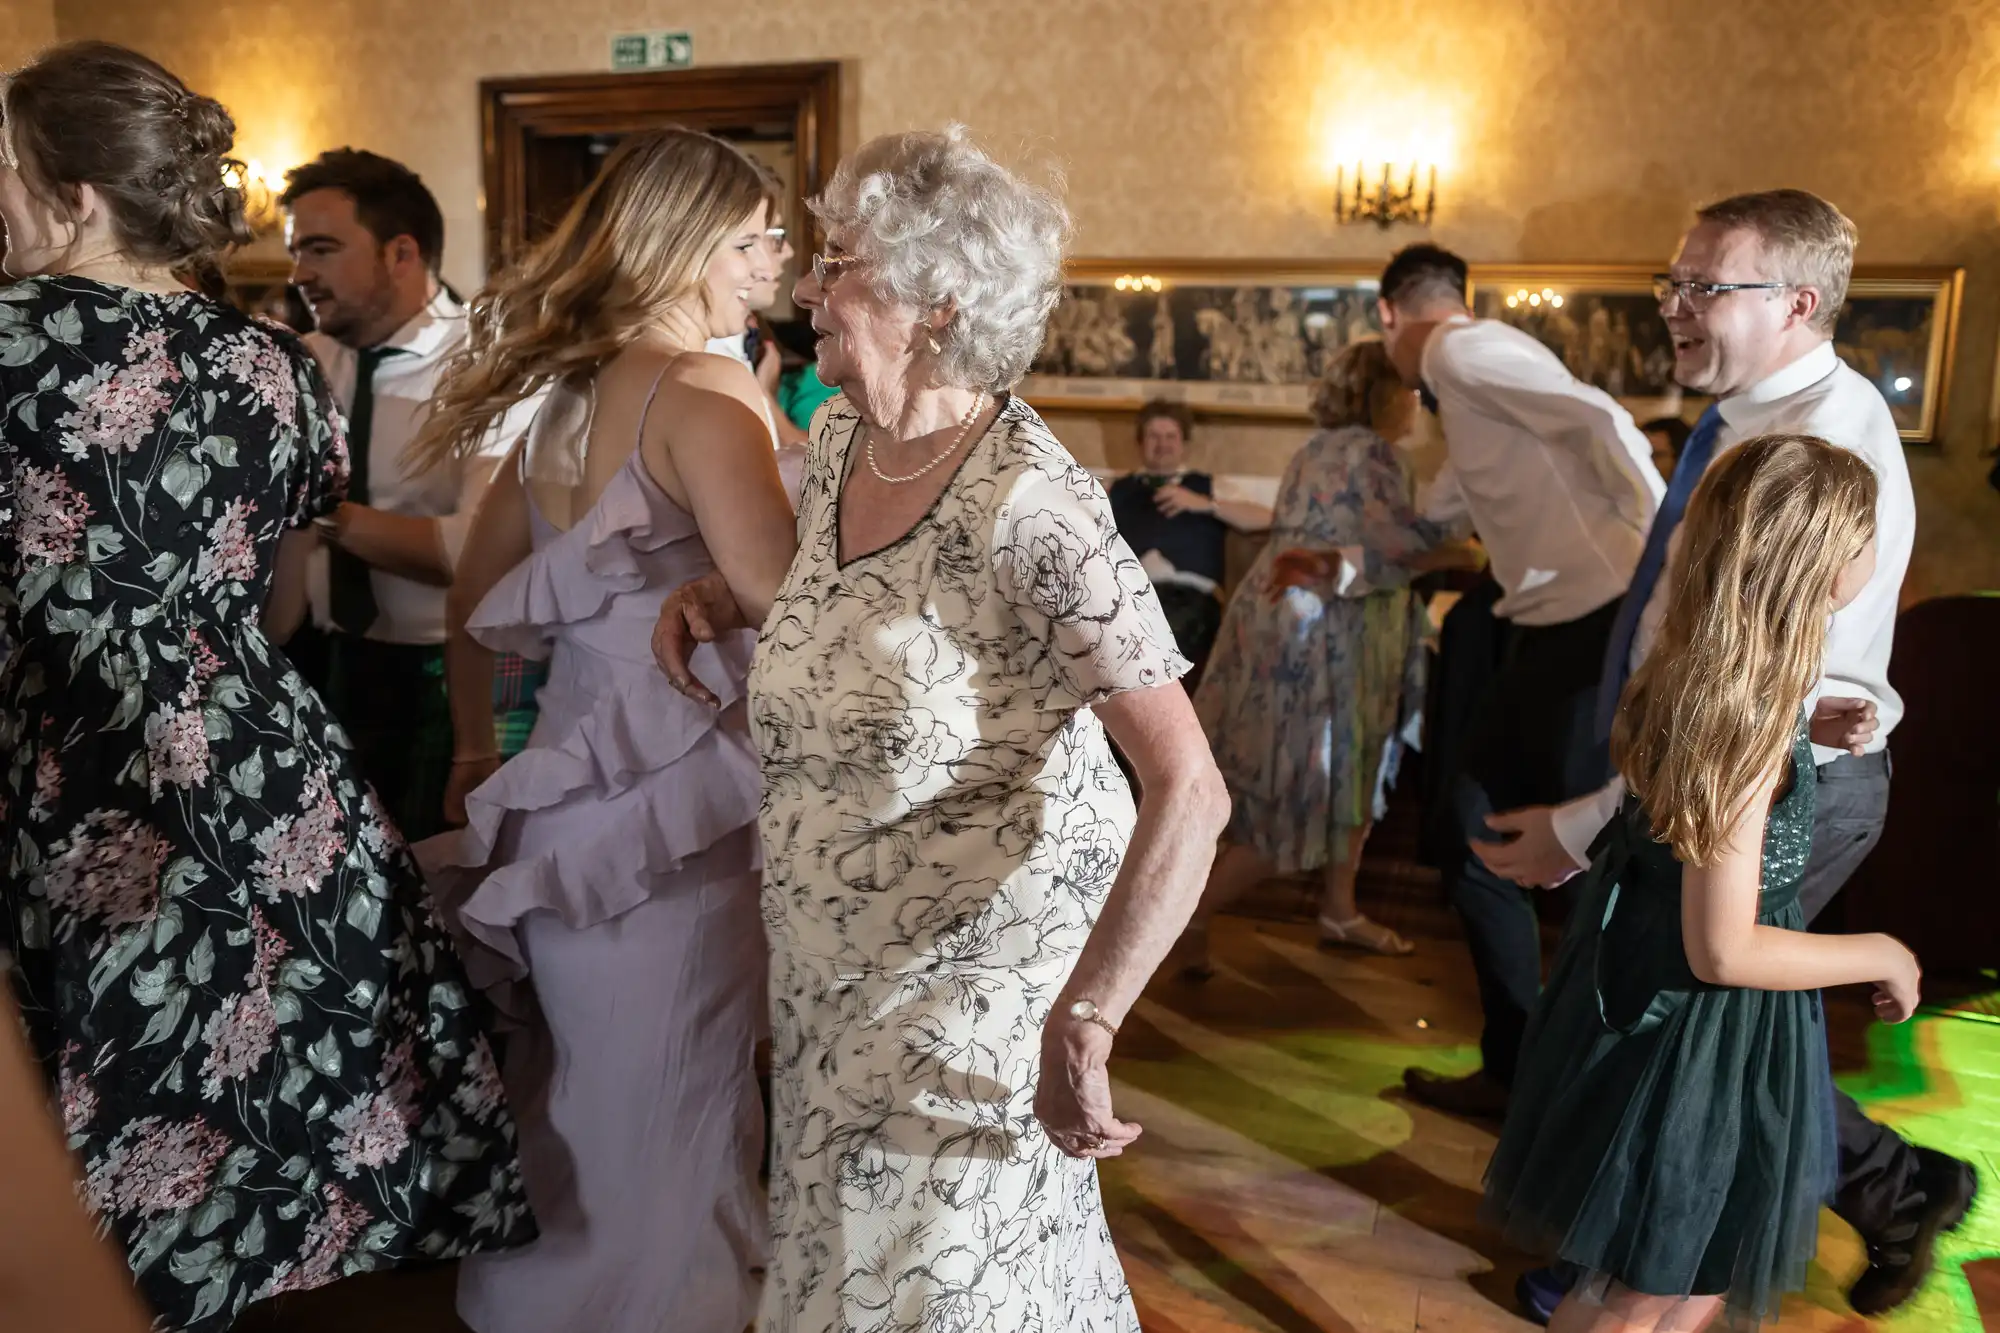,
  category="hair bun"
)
[3,42,256,270]
[176,93,238,164]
